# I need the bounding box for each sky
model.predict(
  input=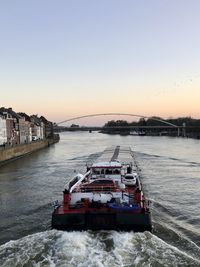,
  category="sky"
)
[0,0,200,125]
